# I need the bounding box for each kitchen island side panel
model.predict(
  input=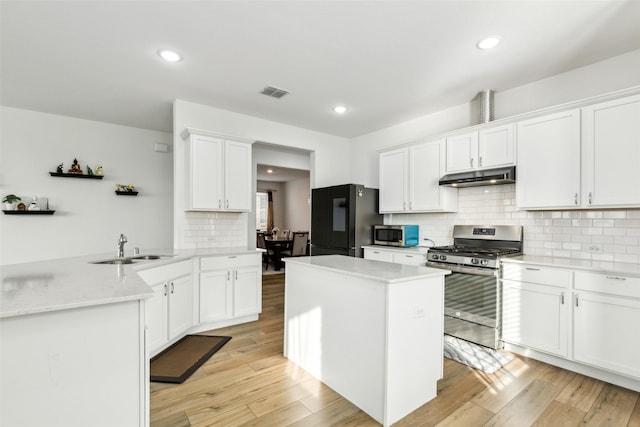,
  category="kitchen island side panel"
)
[284,262,387,422]
[283,259,445,426]
[385,277,443,425]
